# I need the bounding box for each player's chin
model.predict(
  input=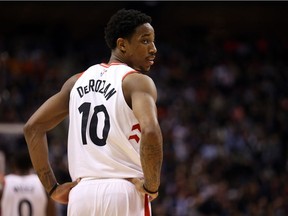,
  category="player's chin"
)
[140,64,152,73]
[143,66,151,73]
